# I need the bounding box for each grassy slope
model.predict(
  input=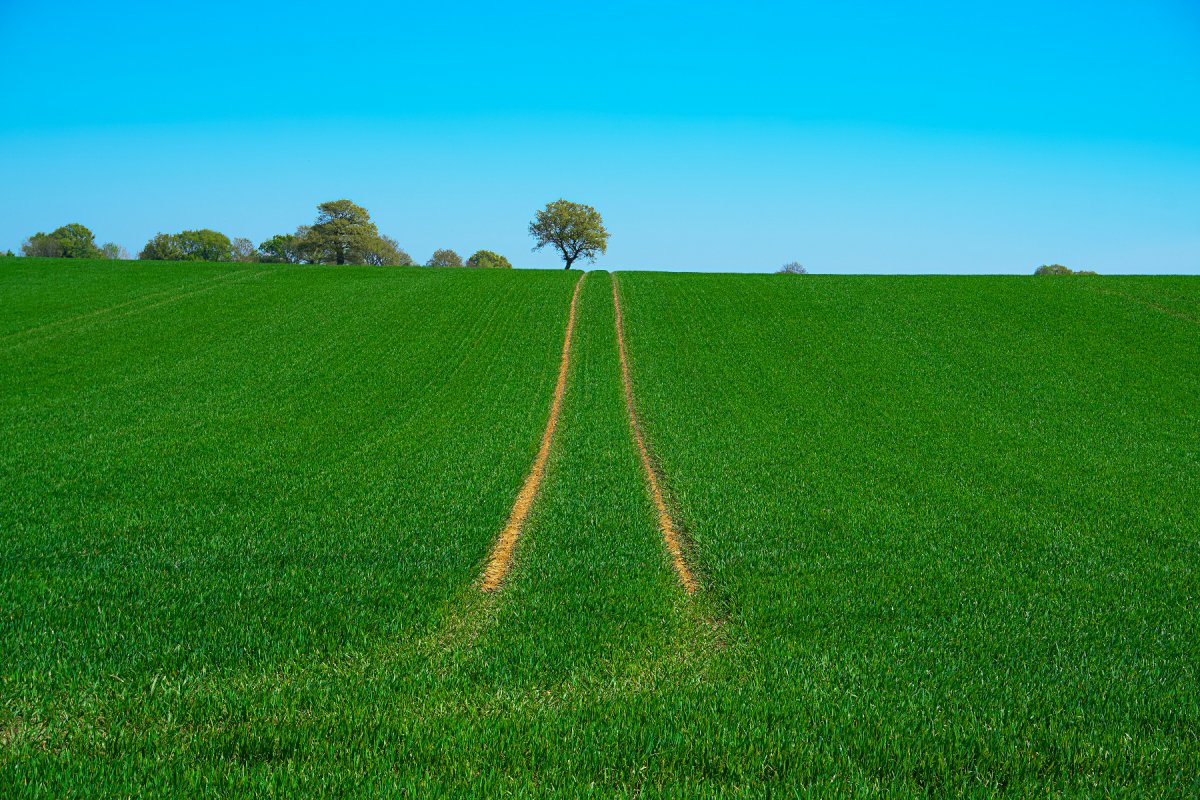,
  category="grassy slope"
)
[0,258,580,792]
[616,273,1200,795]
[4,260,1198,796]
